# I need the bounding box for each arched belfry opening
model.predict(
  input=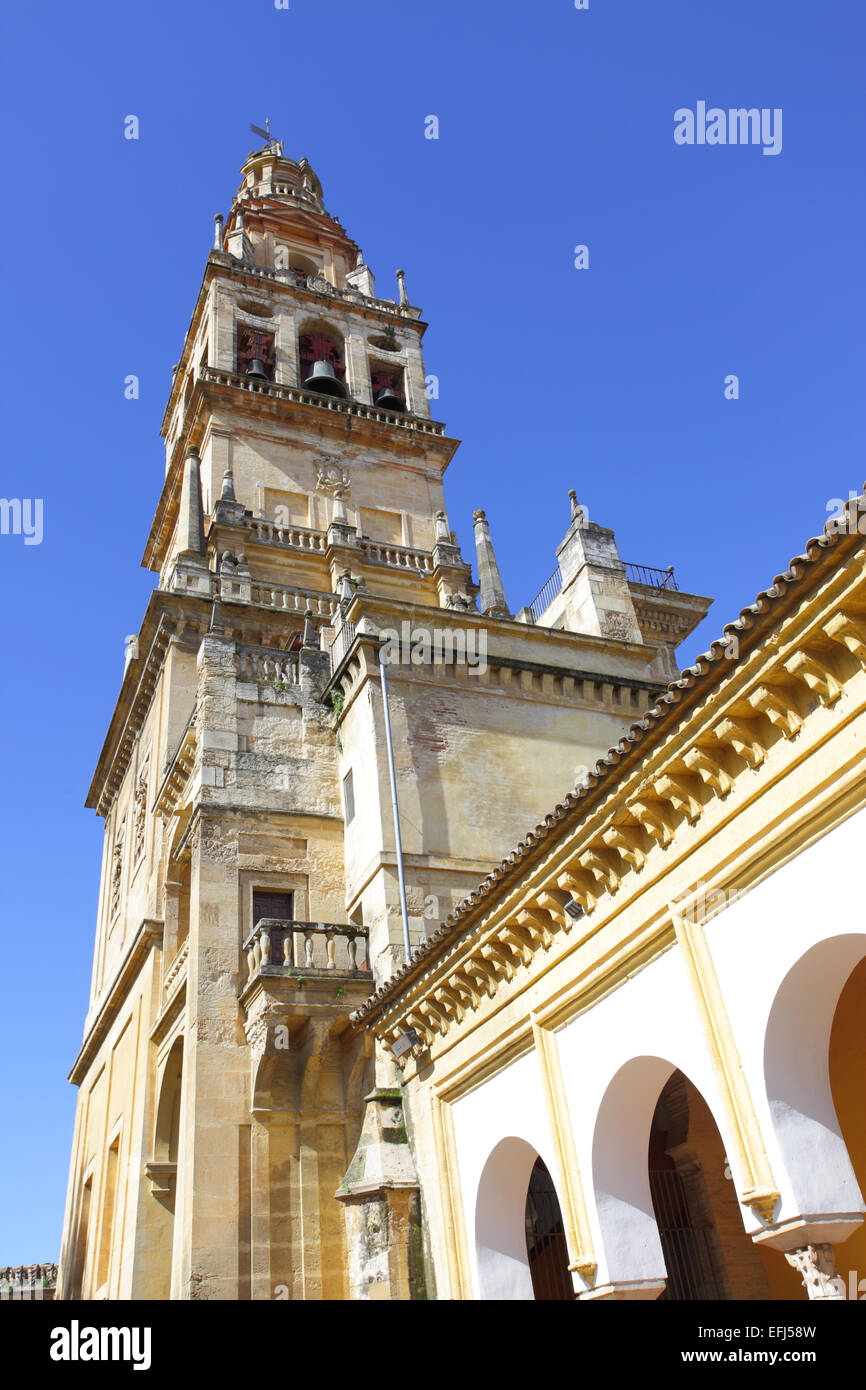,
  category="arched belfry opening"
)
[648,1070,772,1300]
[524,1158,574,1300]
